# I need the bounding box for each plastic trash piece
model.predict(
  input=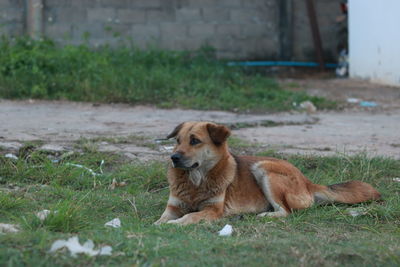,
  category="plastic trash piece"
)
[66,163,99,176]
[5,154,18,160]
[36,210,51,221]
[49,236,112,257]
[347,98,360,103]
[347,207,367,217]
[359,101,377,107]
[104,218,121,228]
[218,224,233,236]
